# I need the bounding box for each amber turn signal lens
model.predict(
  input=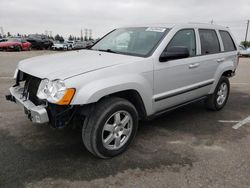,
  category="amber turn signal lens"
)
[56,88,75,105]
